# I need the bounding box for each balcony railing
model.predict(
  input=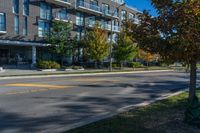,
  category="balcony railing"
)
[77,1,102,14]
[102,9,118,18]
[113,25,120,32]
[54,12,70,22]
[30,0,71,7]
[86,20,96,27]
